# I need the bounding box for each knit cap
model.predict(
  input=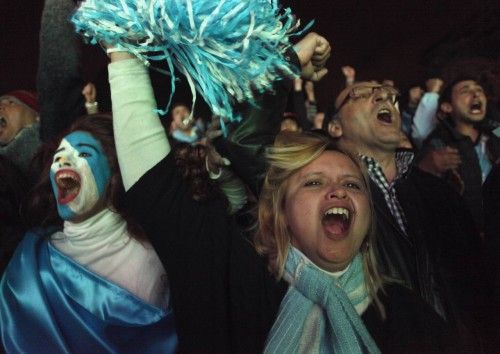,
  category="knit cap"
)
[1,90,39,113]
